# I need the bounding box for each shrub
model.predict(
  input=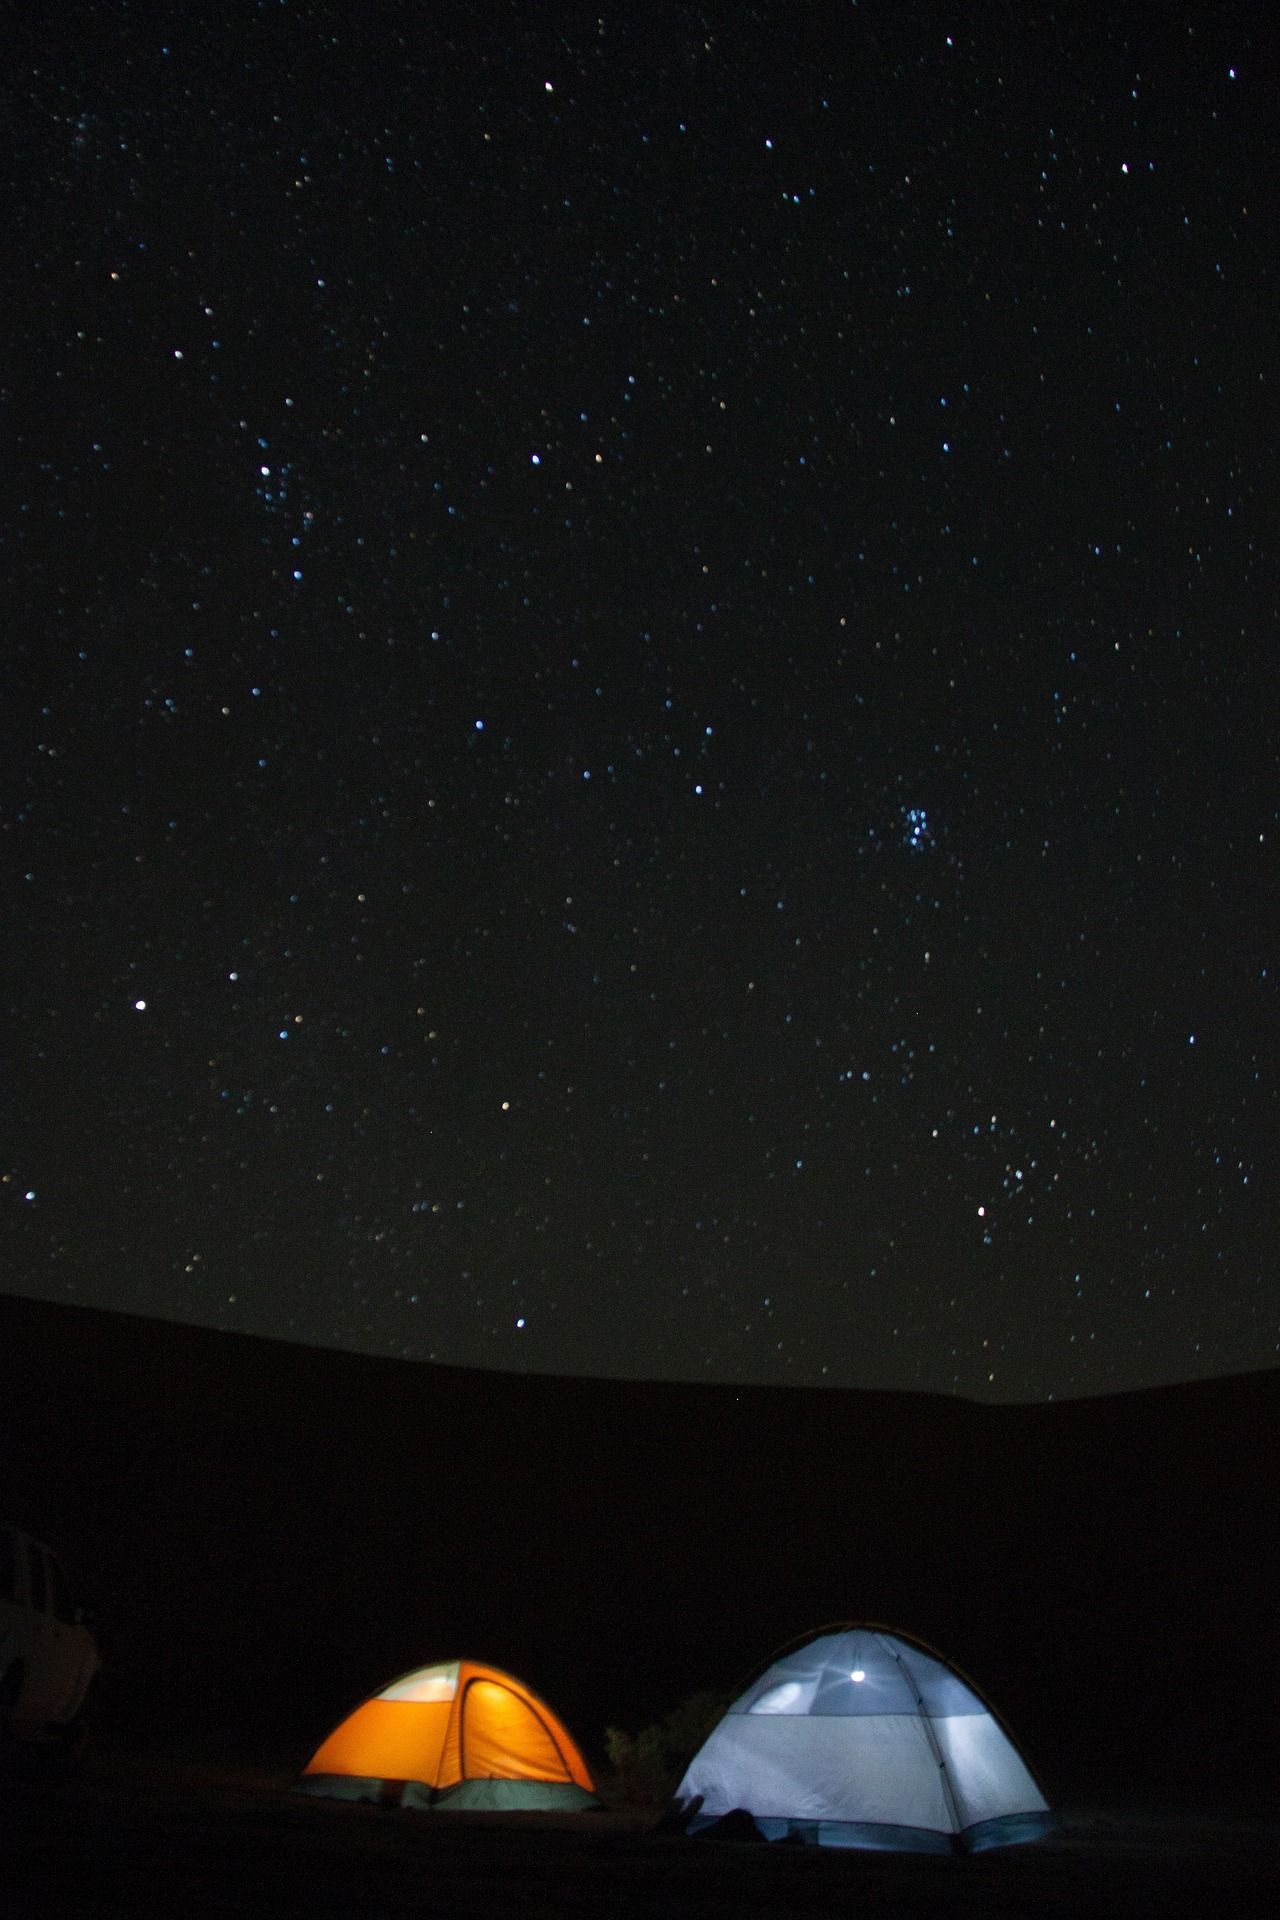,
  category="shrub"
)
[603,1689,730,1807]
